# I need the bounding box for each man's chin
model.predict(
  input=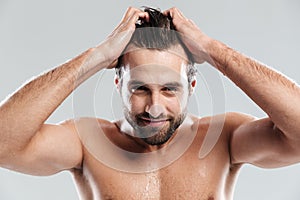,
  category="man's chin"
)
[141,132,174,146]
[139,125,177,146]
[134,128,163,139]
